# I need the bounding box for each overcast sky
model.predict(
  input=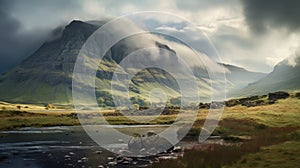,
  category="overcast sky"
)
[1,0,300,73]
